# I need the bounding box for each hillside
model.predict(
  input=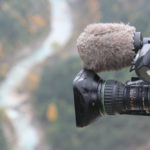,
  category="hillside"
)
[0,0,50,149]
[1,0,150,150]
[0,0,49,80]
[32,0,150,150]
